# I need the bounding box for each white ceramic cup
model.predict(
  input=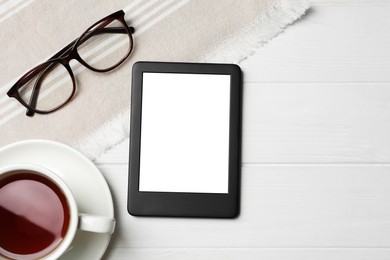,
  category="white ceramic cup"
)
[0,164,115,260]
